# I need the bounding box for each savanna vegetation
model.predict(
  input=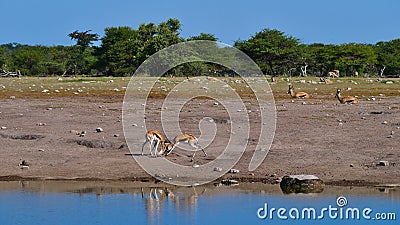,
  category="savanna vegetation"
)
[1,18,400,77]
